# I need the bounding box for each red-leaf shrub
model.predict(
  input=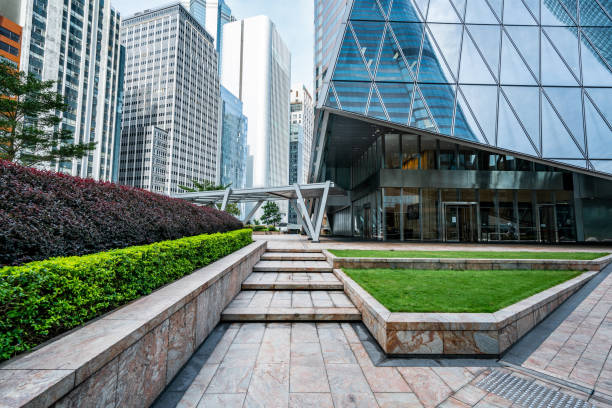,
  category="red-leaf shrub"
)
[0,160,243,266]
